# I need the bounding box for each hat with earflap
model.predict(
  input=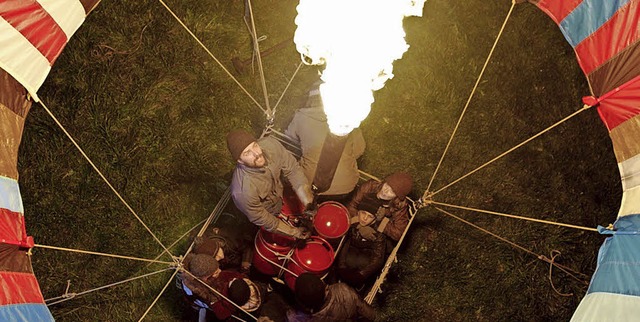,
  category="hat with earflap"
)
[384,172,413,199]
[188,253,219,278]
[295,273,326,313]
[193,236,222,257]
[226,129,256,161]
